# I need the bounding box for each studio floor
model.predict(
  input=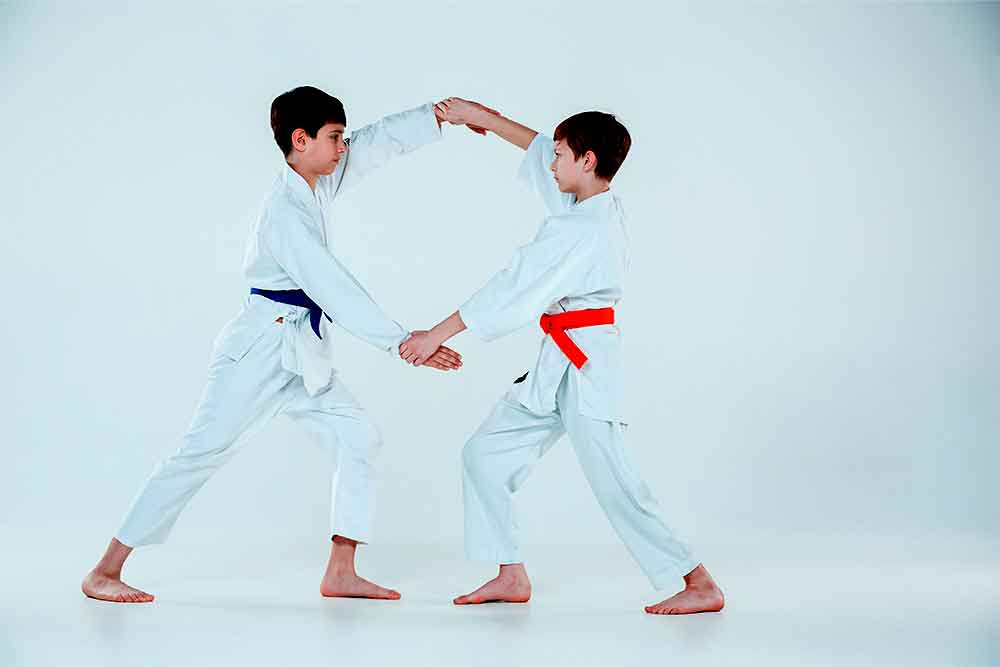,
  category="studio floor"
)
[2,534,997,666]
